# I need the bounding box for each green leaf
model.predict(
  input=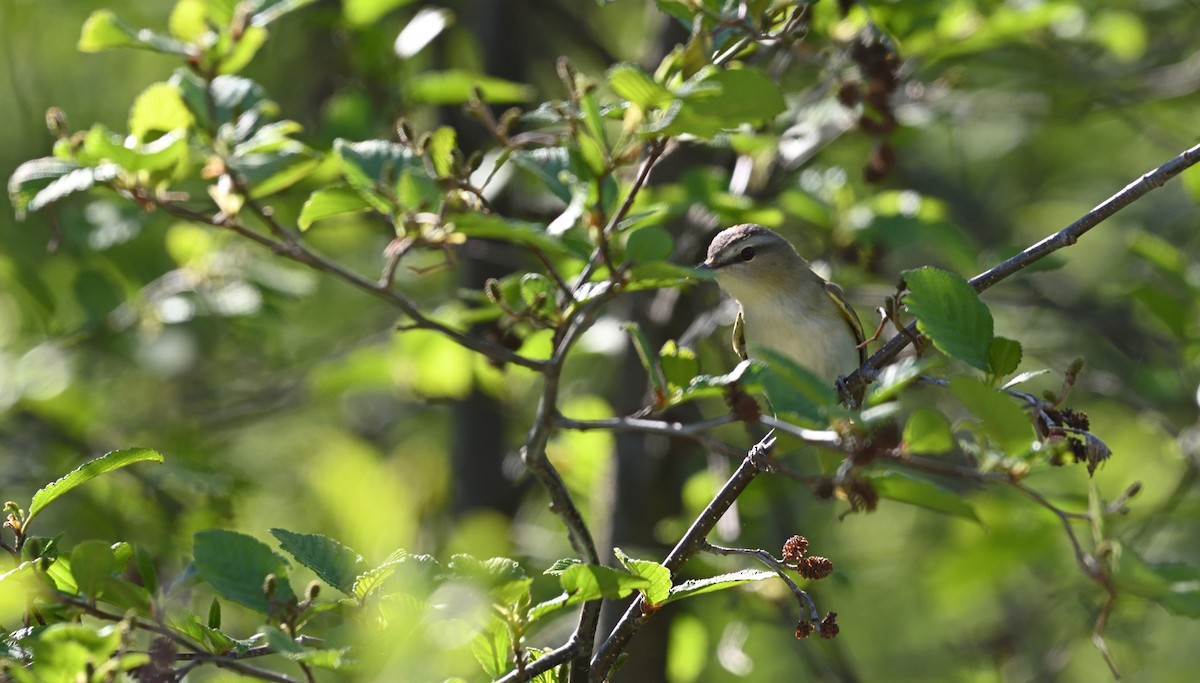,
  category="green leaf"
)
[234,147,321,198]
[948,376,1035,456]
[299,186,373,230]
[133,545,158,595]
[217,25,269,75]
[78,10,190,54]
[509,148,575,203]
[344,0,416,26]
[193,530,295,614]
[426,126,457,178]
[614,548,671,606]
[623,322,668,398]
[647,67,786,138]
[170,613,238,655]
[9,158,78,220]
[171,70,274,133]
[207,597,222,629]
[608,63,674,109]
[250,0,320,27]
[471,616,511,679]
[659,340,698,391]
[623,226,674,265]
[28,449,163,526]
[351,550,441,603]
[129,83,194,142]
[69,541,117,600]
[269,529,366,595]
[519,274,559,320]
[863,468,980,522]
[407,70,534,105]
[903,408,954,454]
[452,213,581,258]
[332,138,414,212]
[79,126,189,172]
[169,0,210,42]
[865,357,925,406]
[543,558,581,576]
[758,349,837,426]
[988,336,1022,378]
[559,563,650,603]
[902,266,994,372]
[1114,551,1200,618]
[662,569,774,605]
